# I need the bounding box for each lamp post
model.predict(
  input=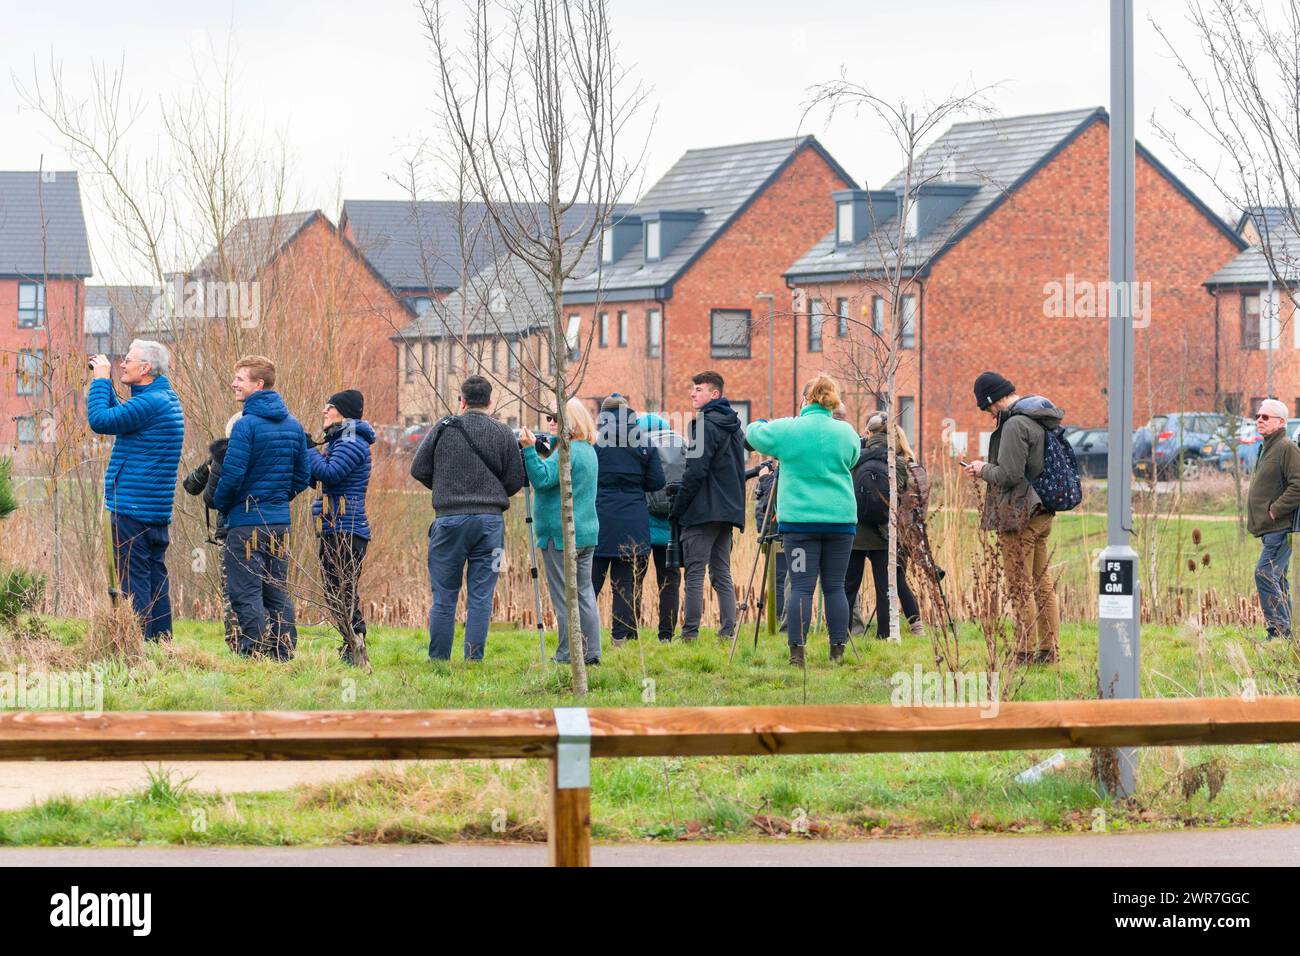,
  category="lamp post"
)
[757,292,775,418]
